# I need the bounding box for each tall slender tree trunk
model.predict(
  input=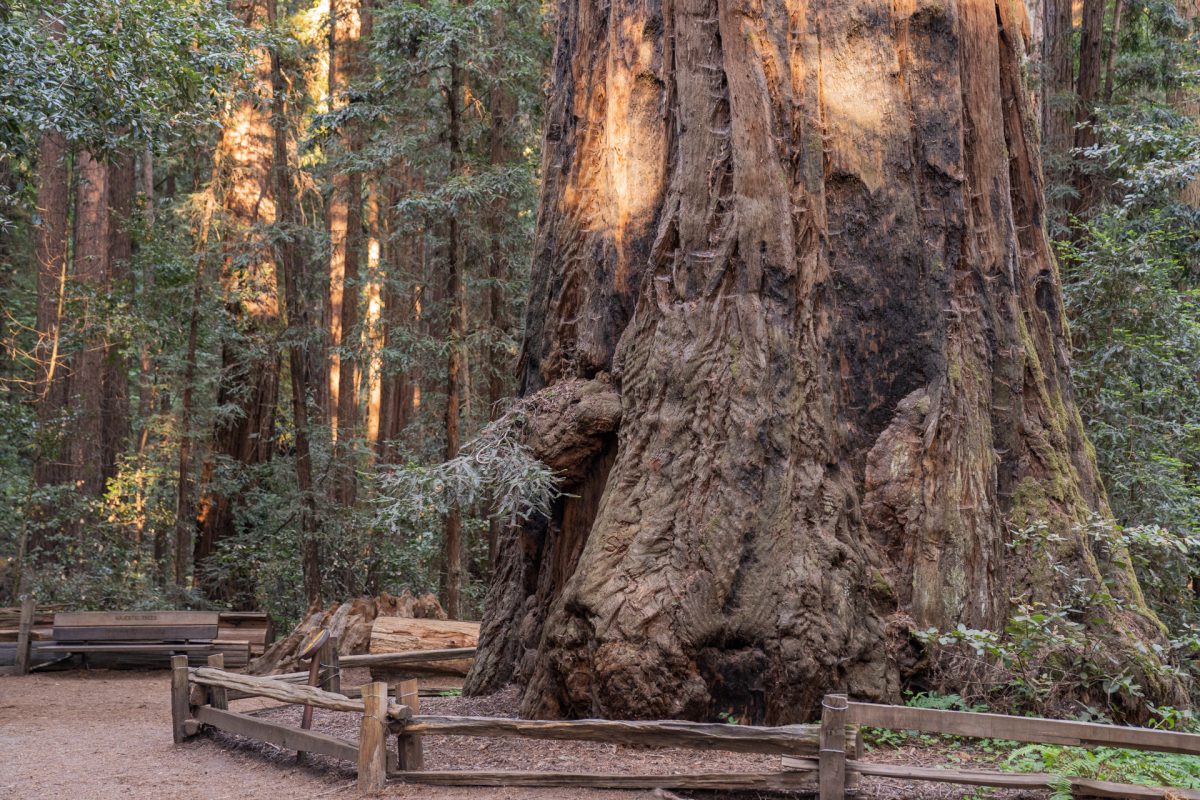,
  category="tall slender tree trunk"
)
[363,186,384,454]
[327,0,367,505]
[103,149,134,485]
[268,0,322,604]
[69,150,109,499]
[377,169,420,462]
[33,129,71,498]
[1176,0,1200,206]
[468,0,1181,723]
[195,0,281,601]
[137,148,157,455]
[173,187,216,587]
[1072,0,1107,212]
[1102,0,1125,104]
[1041,0,1075,207]
[484,63,518,567]
[443,50,465,620]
